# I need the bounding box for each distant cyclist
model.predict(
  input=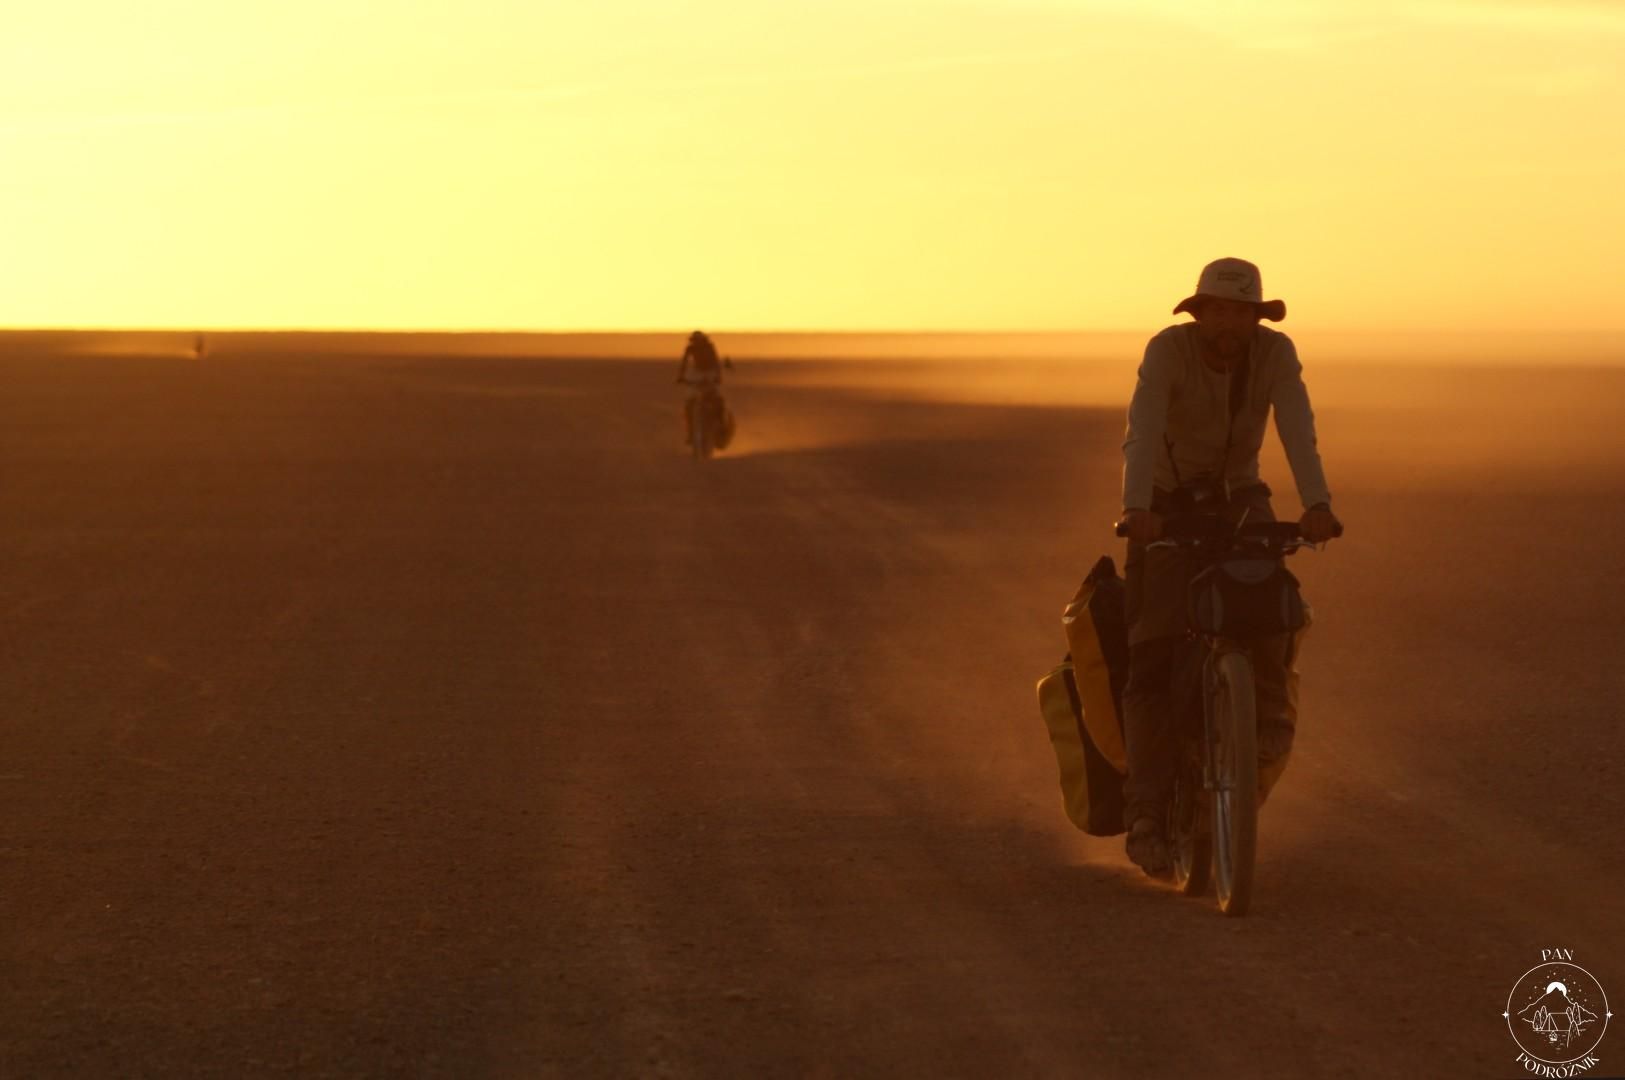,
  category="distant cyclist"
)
[1116,258,1342,876]
[675,330,731,448]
